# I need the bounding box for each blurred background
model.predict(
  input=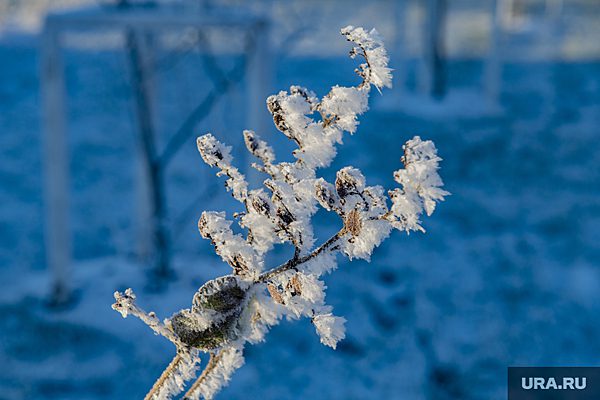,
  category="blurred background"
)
[0,0,599,399]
